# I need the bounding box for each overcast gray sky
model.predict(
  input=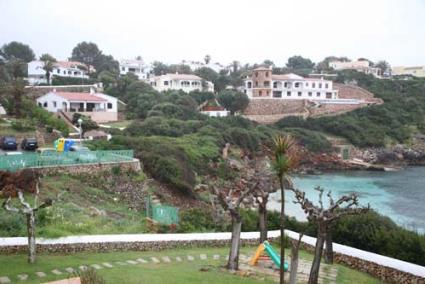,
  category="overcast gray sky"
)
[0,0,424,66]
